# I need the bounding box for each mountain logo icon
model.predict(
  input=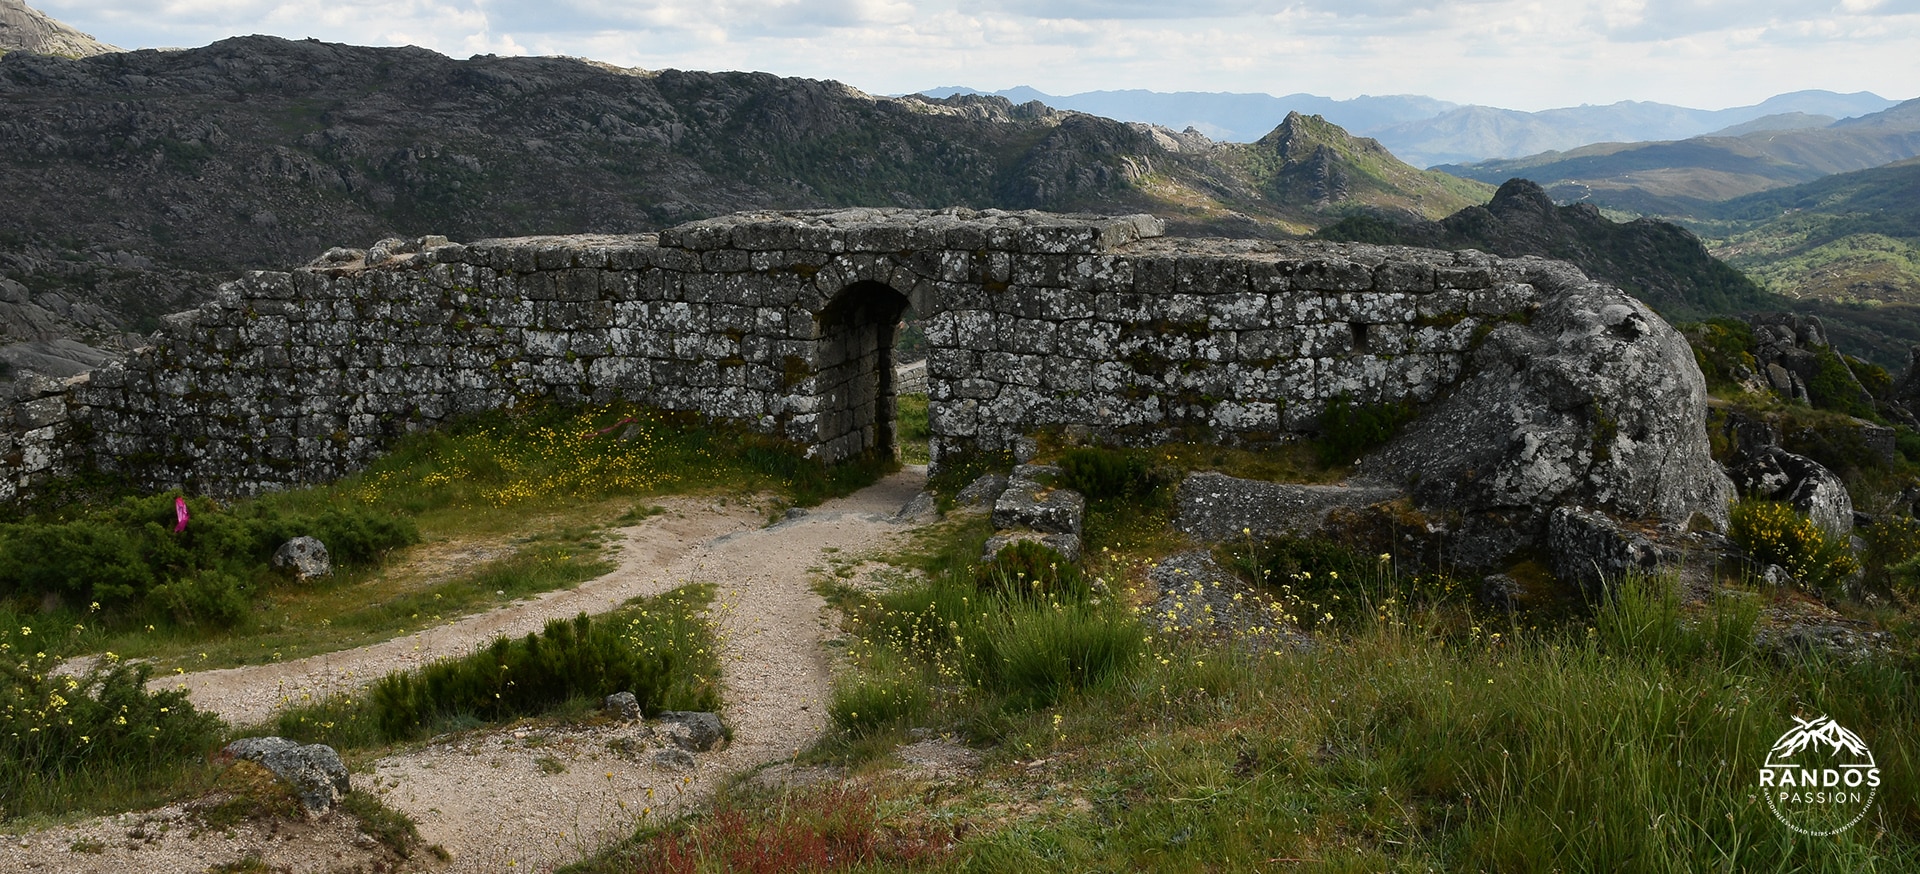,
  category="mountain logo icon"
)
[1758,715,1880,836]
